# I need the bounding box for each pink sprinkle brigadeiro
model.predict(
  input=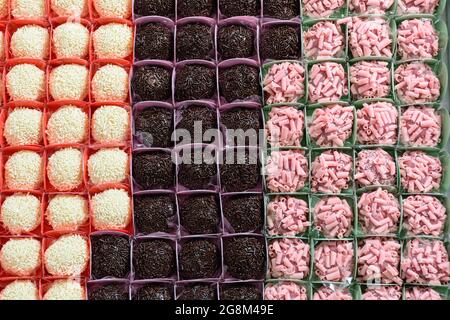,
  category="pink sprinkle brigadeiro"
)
[394,62,440,104]
[362,286,402,300]
[398,151,442,193]
[308,62,348,103]
[311,150,353,194]
[264,281,308,300]
[302,0,345,18]
[349,0,394,13]
[397,19,439,60]
[314,241,354,282]
[405,287,442,300]
[398,0,440,14]
[403,195,446,236]
[266,106,305,147]
[303,21,345,59]
[358,238,402,284]
[267,196,310,236]
[350,61,391,100]
[268,237,310,279]
[309,104,354,147]
[313,286,352,300]
[263,62,305,104]
[357,101,398,145]
[401,239,449,285]
[355,149,396,187]
[400,106,441,147]
[314,196,353,238]
[266,149,308,192]
[357,188,400,235]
